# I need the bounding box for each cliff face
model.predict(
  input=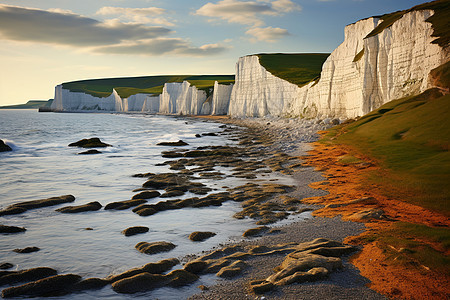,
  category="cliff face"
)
[230,9,449,119]
[51,81,233,115]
